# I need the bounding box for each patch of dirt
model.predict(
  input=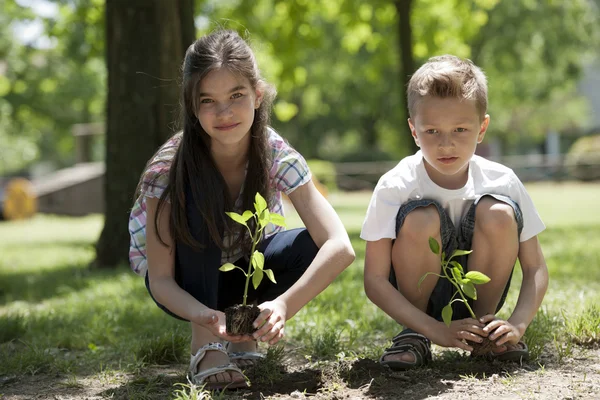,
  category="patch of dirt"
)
[1,348,599,399]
